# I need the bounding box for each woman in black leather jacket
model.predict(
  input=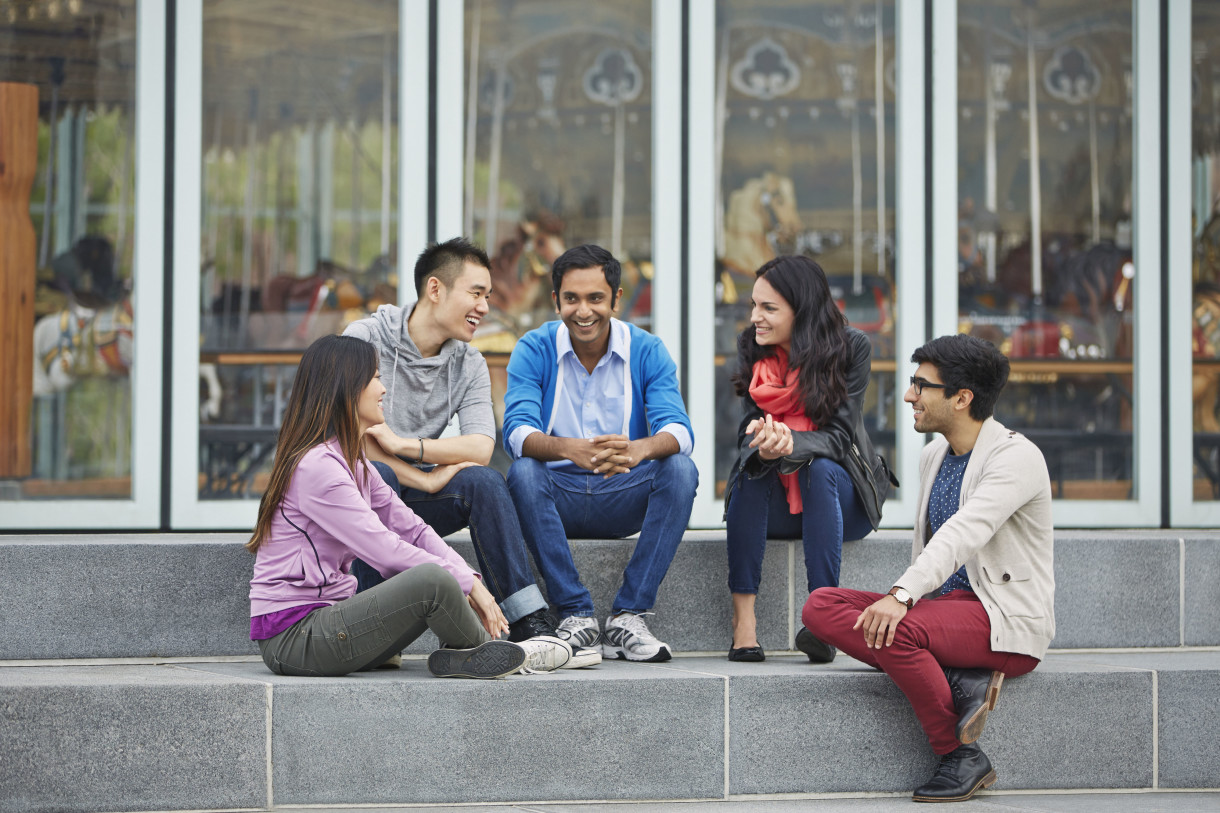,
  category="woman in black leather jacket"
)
[724,256,894,663]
